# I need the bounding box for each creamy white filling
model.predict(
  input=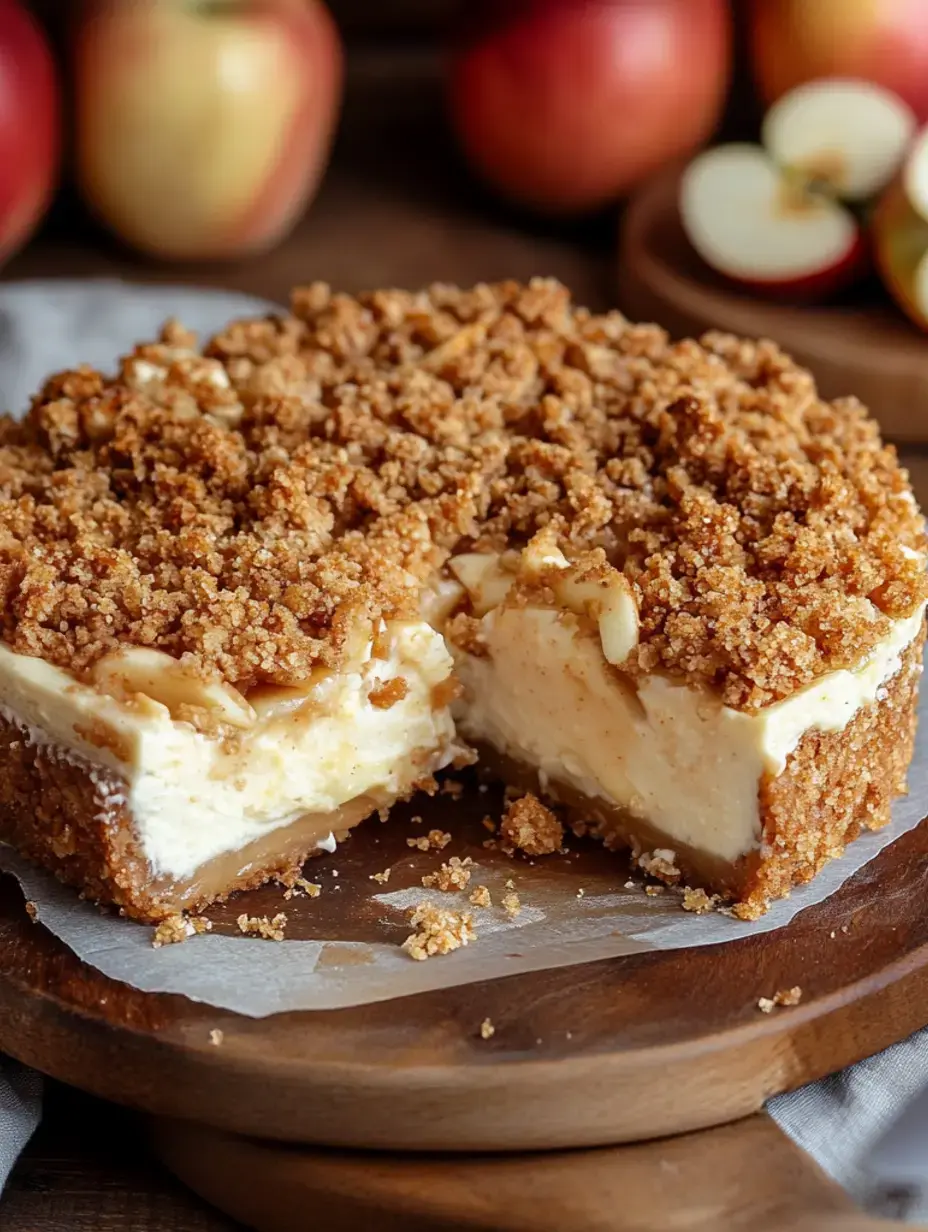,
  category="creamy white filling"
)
[0,620,455,881]
[453,603,925,864]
